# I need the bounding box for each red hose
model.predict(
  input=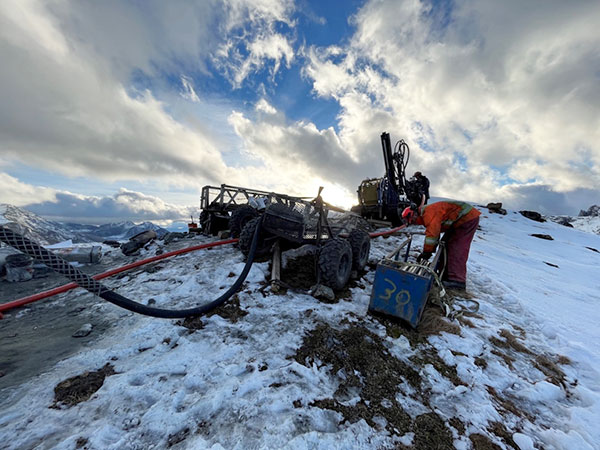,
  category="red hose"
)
[0,238,237,318]
[0,226,407,318]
